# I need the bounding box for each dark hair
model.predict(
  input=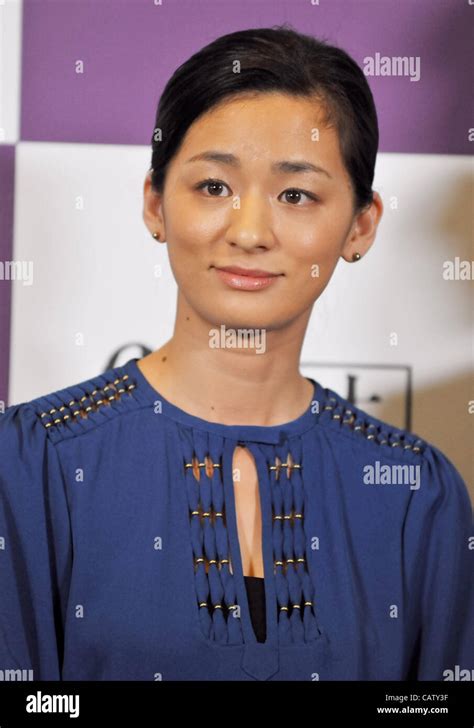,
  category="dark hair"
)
[150,24,378,213]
